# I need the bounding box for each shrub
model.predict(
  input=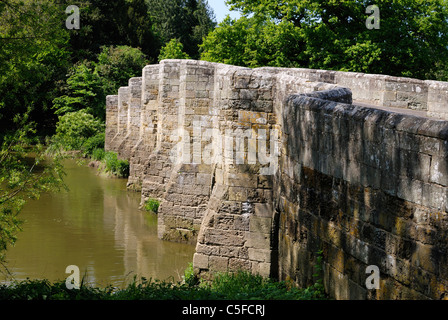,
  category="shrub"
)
[91,148,106,161]
[55,110,105,151]
[82,133,105,156]
[144,198,160,213]
[0,269,328,300]
[104,151,129,178]
[183,262,199,286]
